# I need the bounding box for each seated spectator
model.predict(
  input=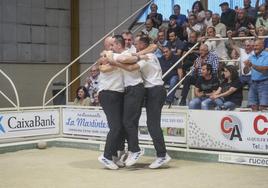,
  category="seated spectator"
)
[159,46,180,105]
[212,13,226,37]
[234,8,253,35]
[185,14,204,39]
[210,65,243,110]
[84,65,100,105]
[155,30,168,58]
[220,2,236,31]
[167,31,184,57]
[173,4,187,27]
[204,10,213,27]
[167,14,184,41]
[146,3,163,29]
[189,64,219,109]
[179,44,219,106]
[255,5,268,30]
[73,86,91,106]
[142,18,159,42]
